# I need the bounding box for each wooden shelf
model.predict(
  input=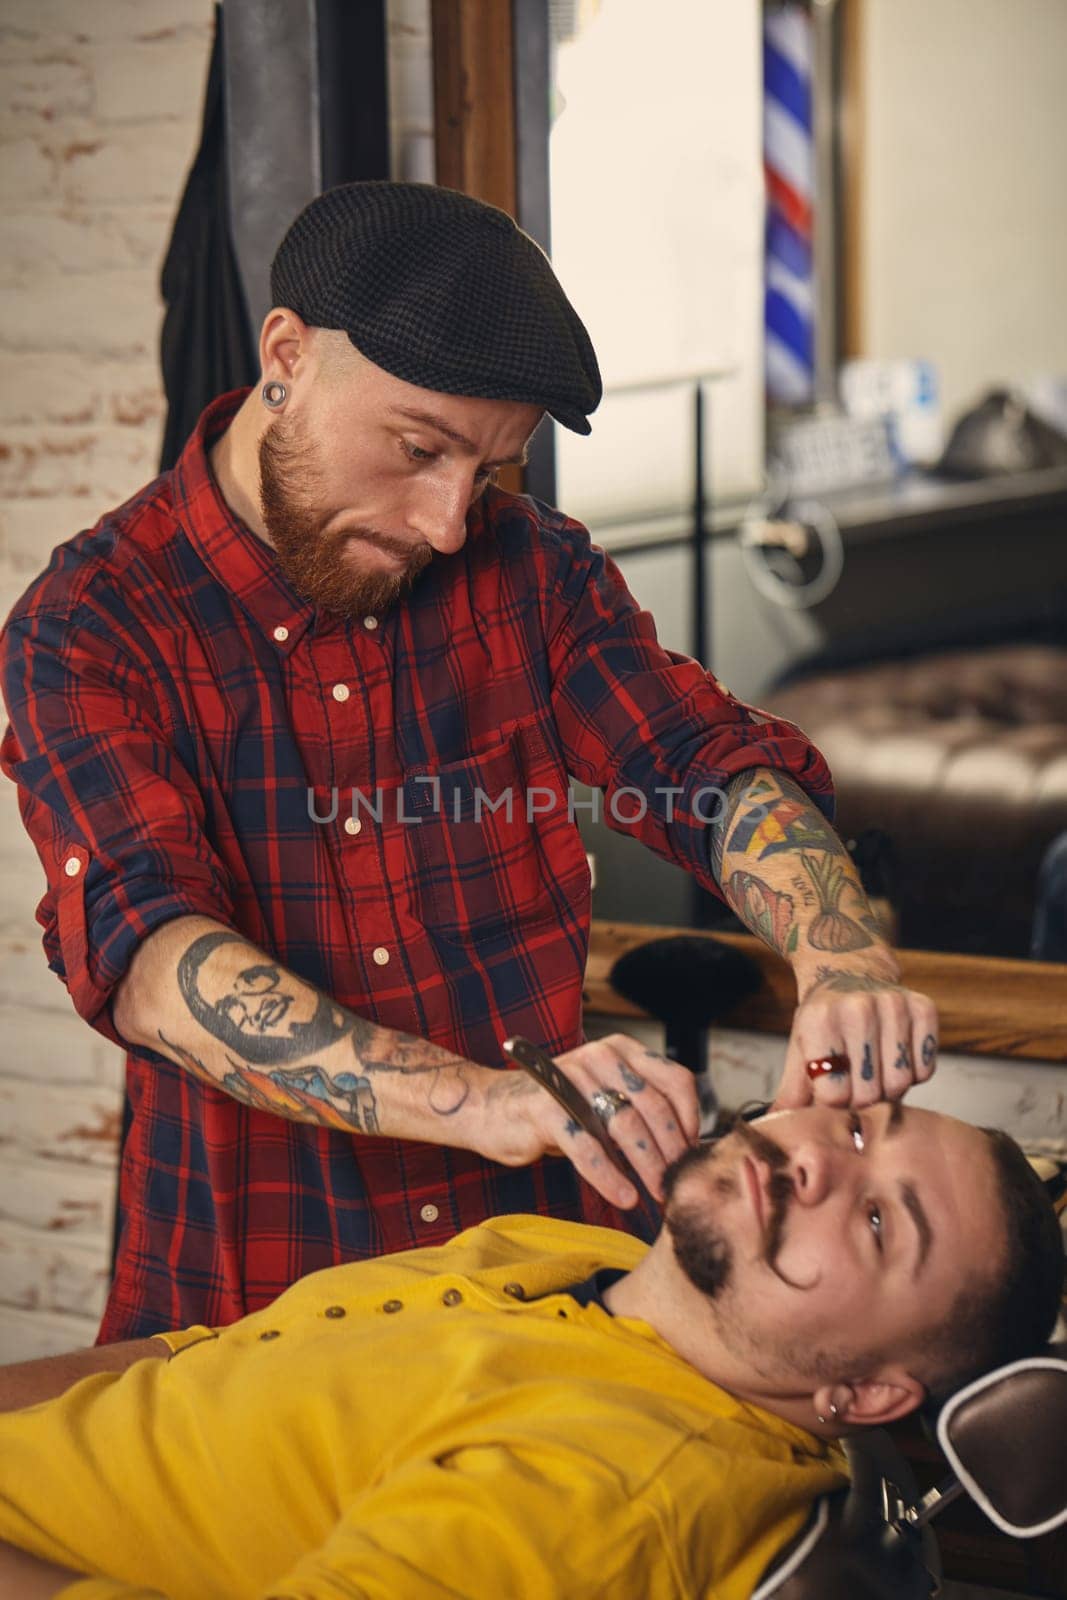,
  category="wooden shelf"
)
[584,922,1067,1063]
